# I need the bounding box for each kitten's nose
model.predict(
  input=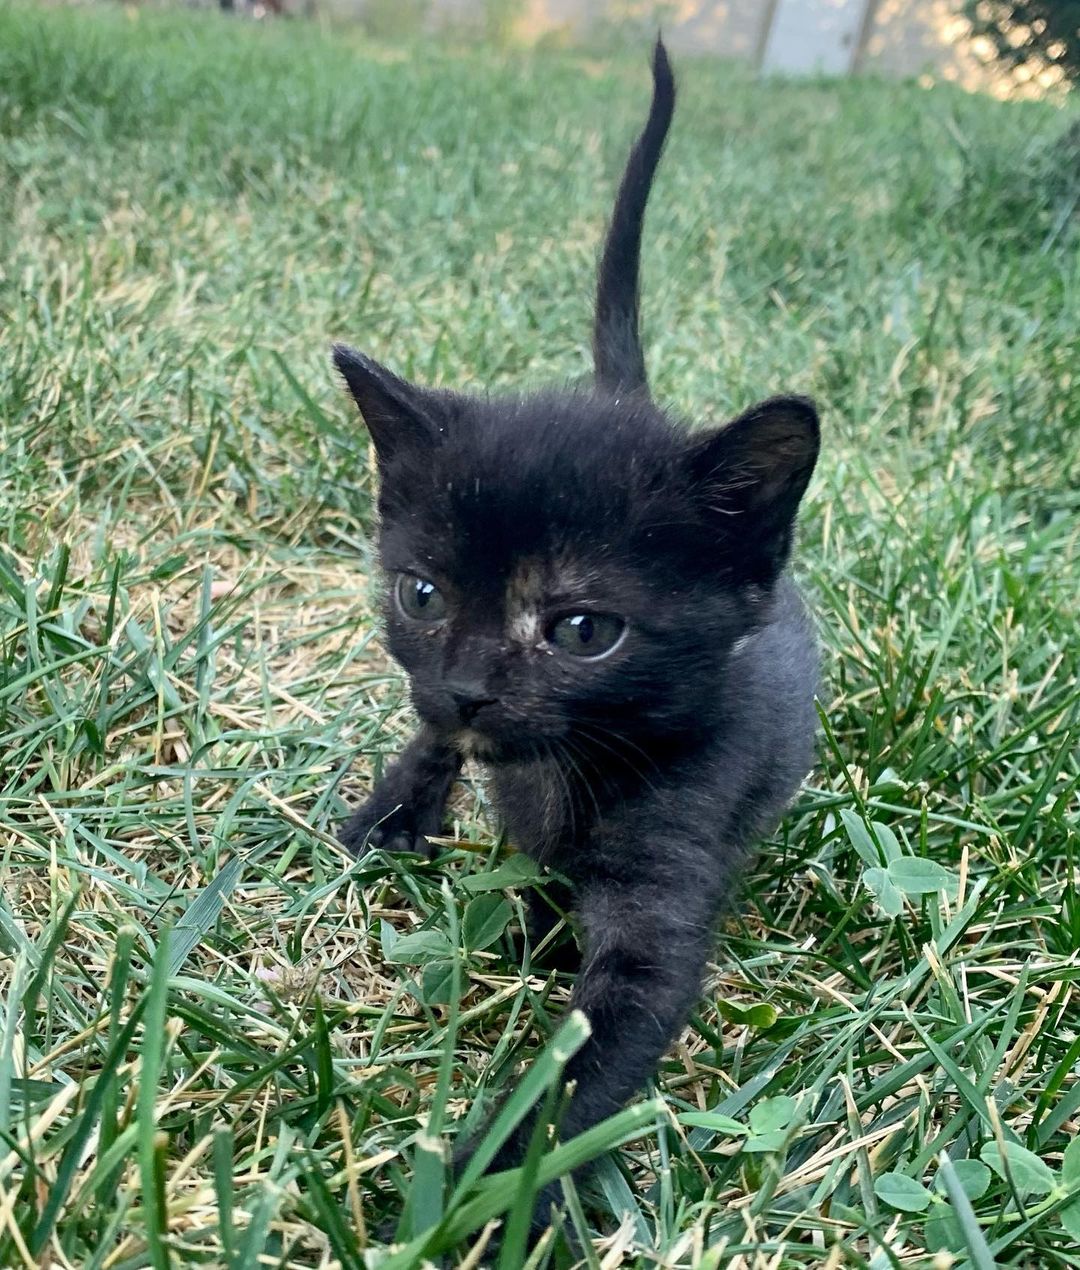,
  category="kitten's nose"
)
[449,684,498,724]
